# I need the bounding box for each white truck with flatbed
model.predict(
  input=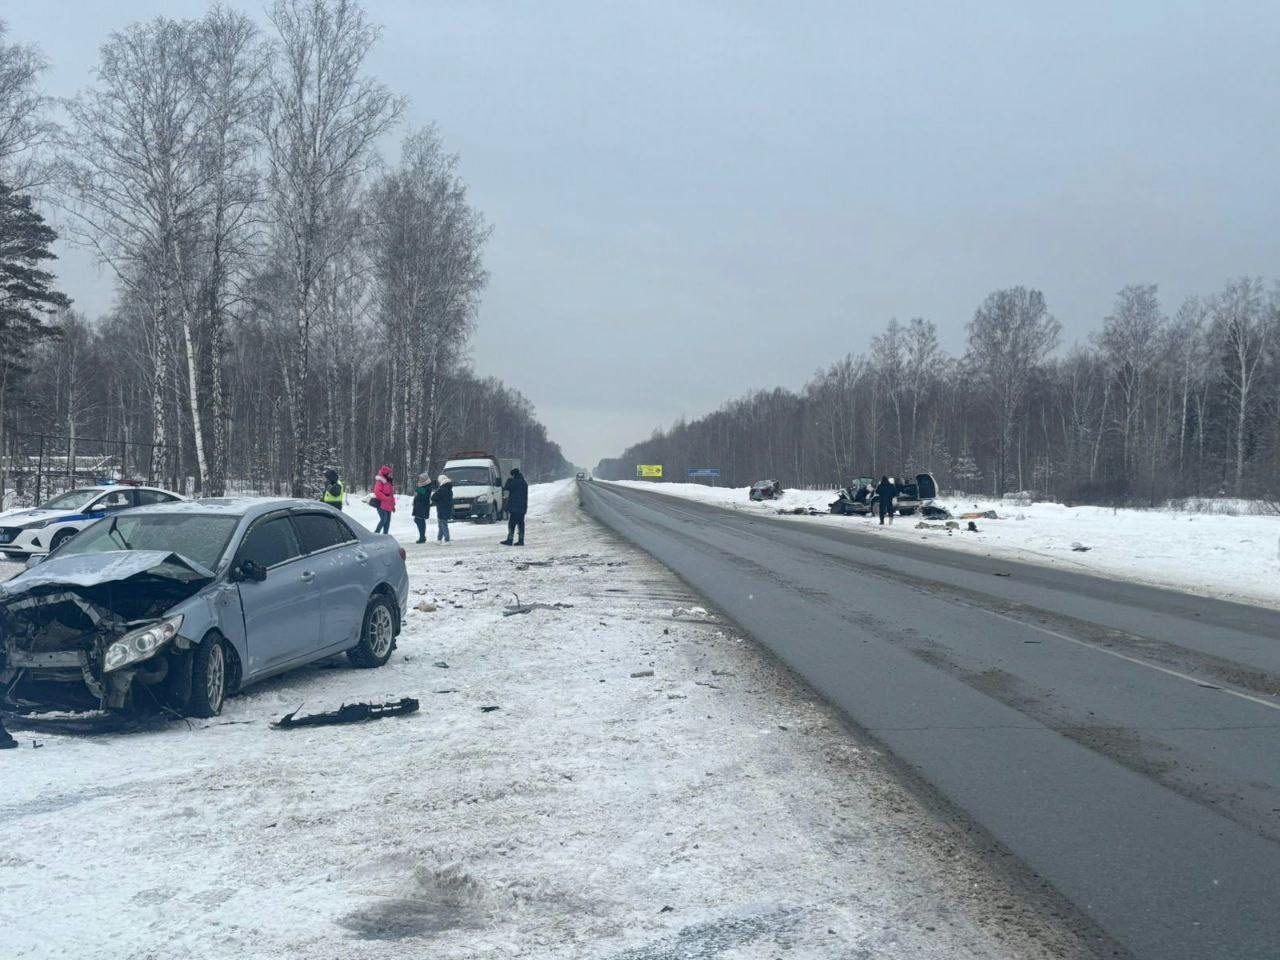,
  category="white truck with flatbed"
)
[441,451,522,522]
